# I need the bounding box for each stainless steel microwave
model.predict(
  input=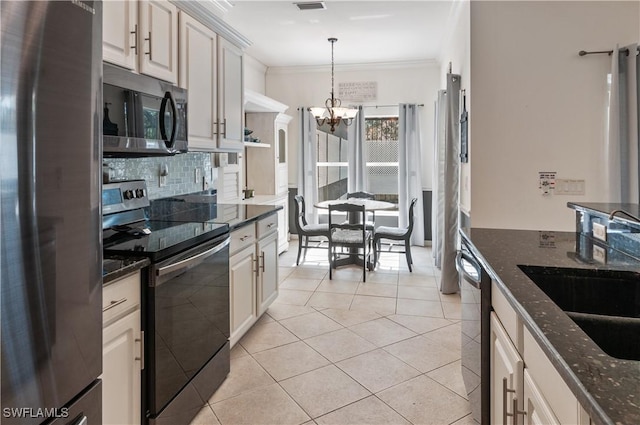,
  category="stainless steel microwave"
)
[103,63,187,156]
